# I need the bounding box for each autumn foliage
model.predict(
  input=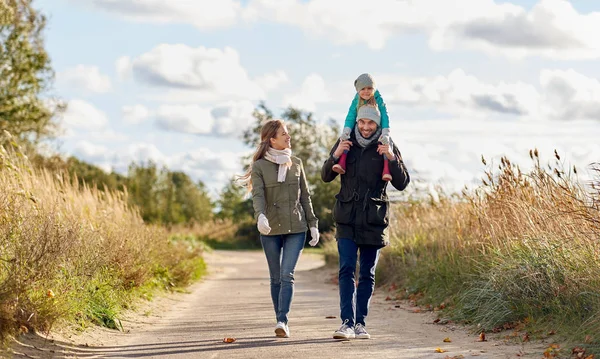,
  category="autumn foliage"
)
[380,149,600,346]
